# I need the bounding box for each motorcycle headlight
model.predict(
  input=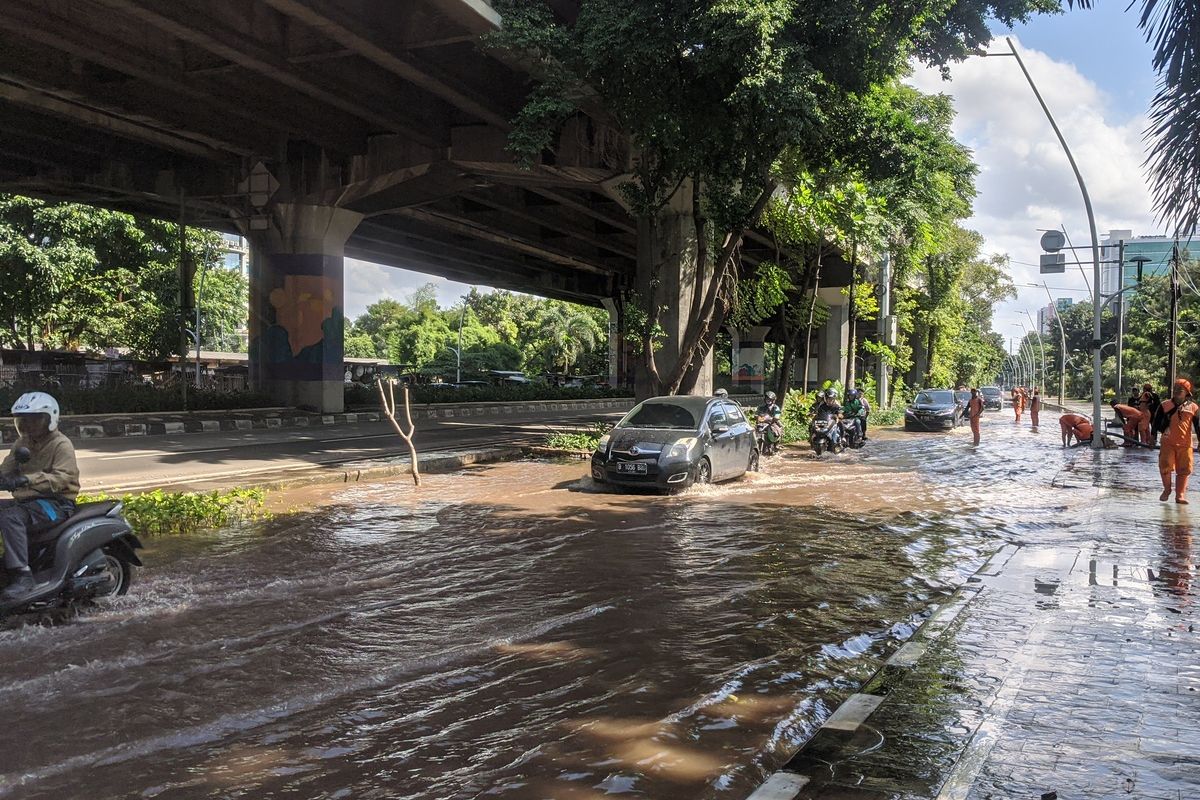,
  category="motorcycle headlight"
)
[667,437,698,458]
[596,434,610,452]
